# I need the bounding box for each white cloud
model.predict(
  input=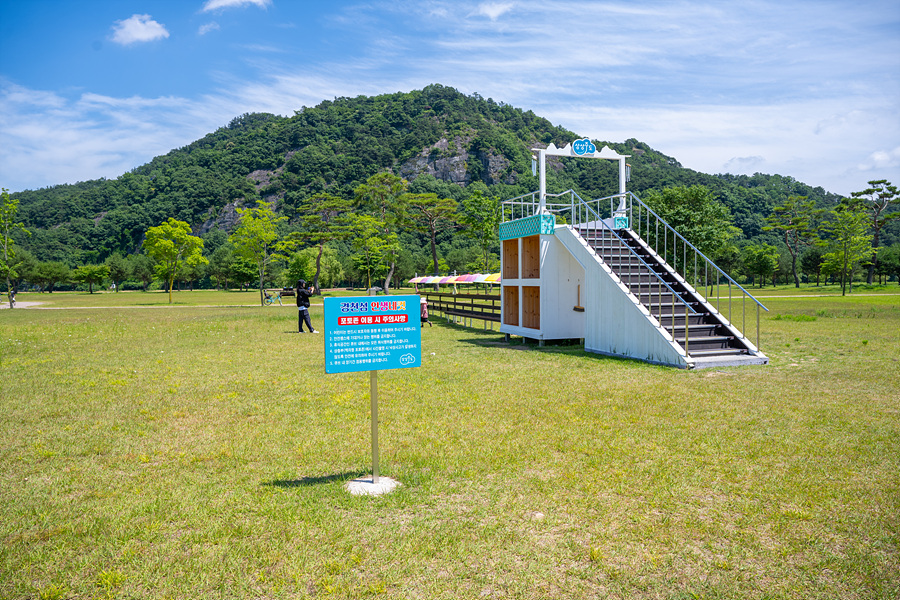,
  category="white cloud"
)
[110,14,169,45]
[198,22,221,35]
[723,156,767,174]
[540,96,899,196]
[859,147,900,173]
[0,83,226,192]
[475,2,514,20]
[202,0,271,12]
